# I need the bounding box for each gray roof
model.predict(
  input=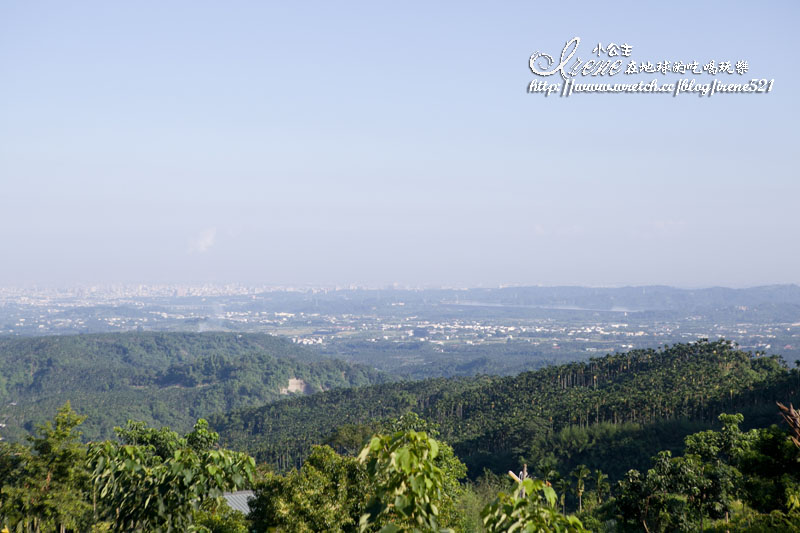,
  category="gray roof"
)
[222,490,255,514]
